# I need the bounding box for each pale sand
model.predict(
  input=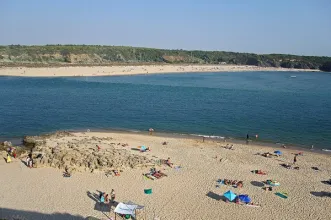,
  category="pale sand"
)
[0,65,318,77]
[1,132,330,220]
